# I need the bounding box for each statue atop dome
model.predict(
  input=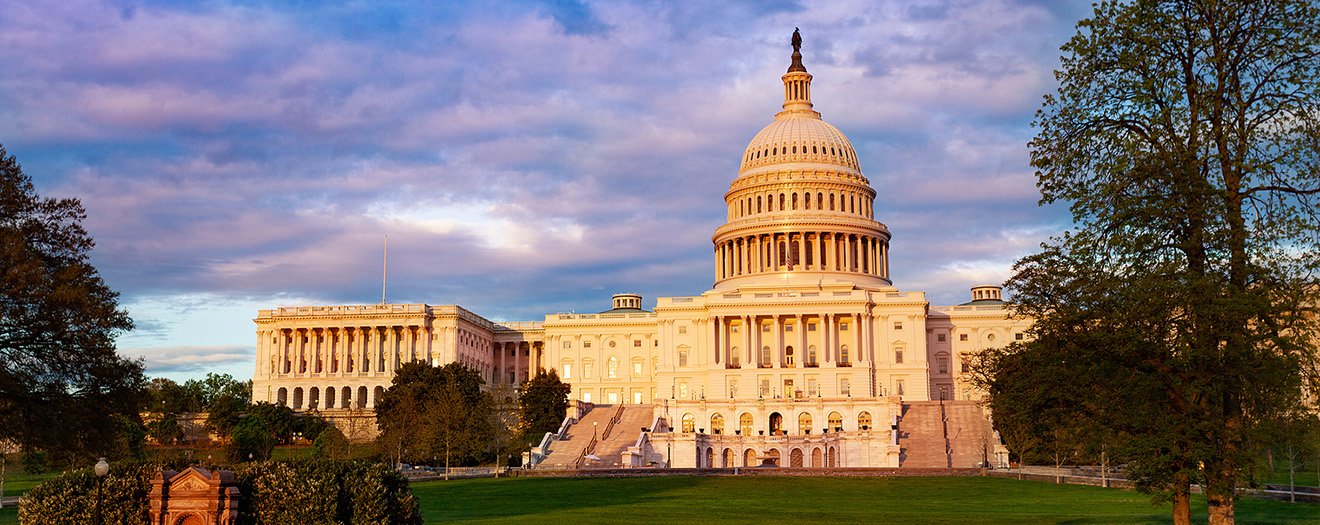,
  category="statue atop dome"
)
[788,28,807,73]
